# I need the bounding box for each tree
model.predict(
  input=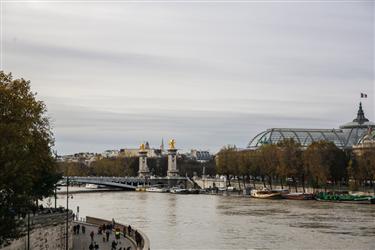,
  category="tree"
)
[257,144,279,189]
[0,71,60,245]
[303,141,347,190]
[216,145,238,187]
[277,139,303,192]
[356,148,375,190]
